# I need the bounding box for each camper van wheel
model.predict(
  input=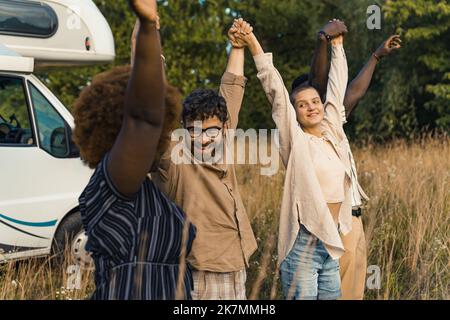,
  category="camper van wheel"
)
[52,211,93,268]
